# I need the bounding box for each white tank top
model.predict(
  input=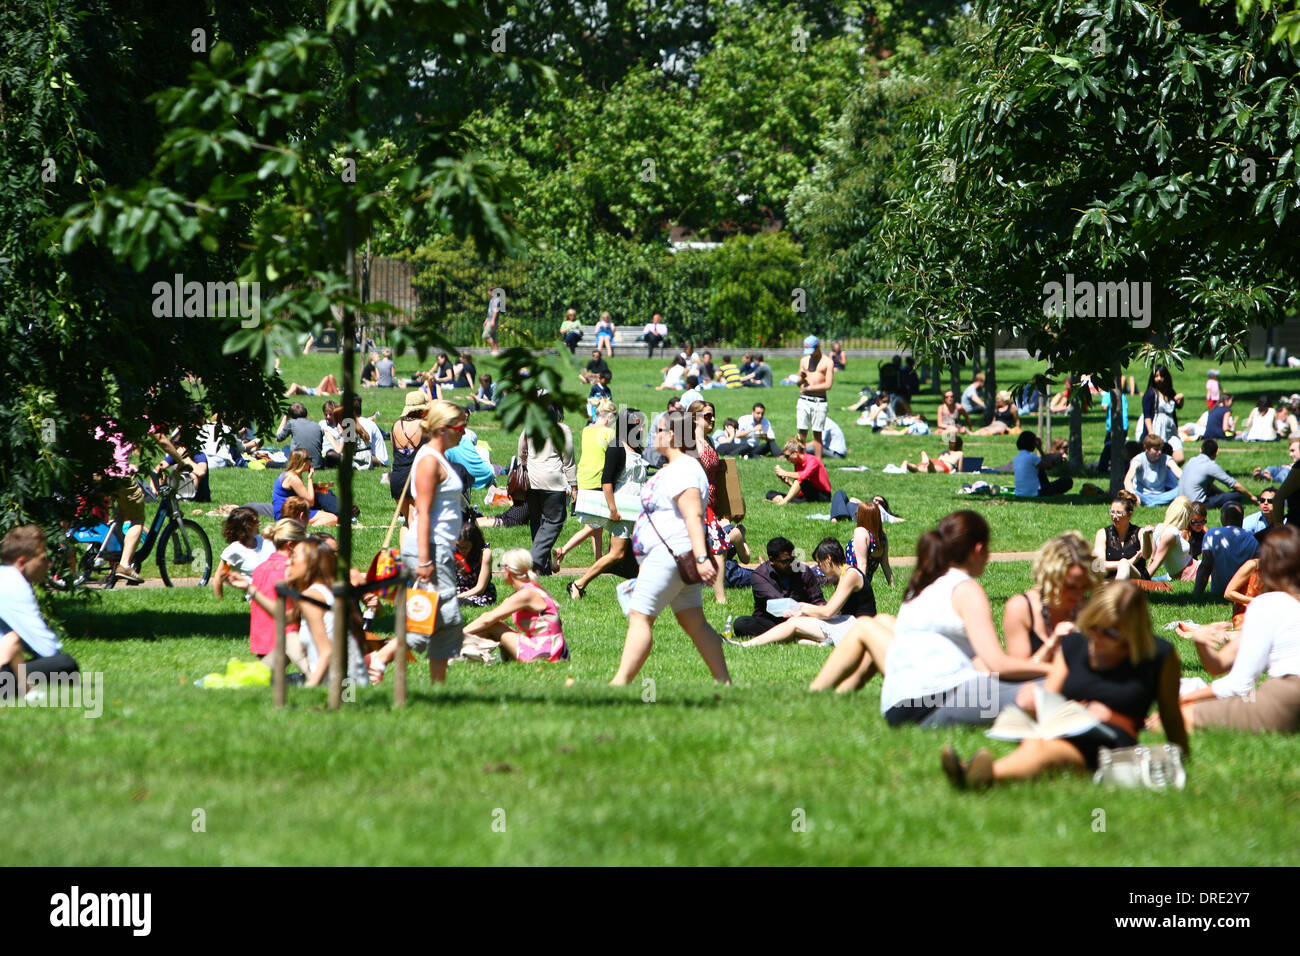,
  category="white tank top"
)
[1154,524,1192,574]
[881,567,982,712]
[405,444,463,552]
